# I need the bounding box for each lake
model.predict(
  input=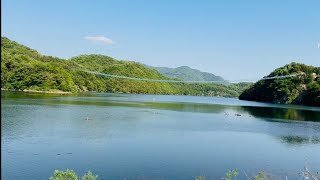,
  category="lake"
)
[1,92,320,179]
